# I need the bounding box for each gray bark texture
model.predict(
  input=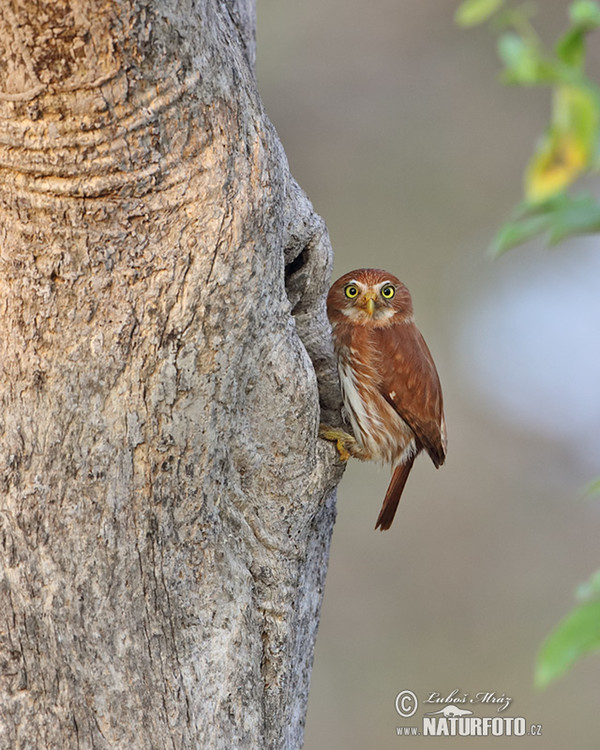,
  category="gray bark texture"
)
[0,1,343,748]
